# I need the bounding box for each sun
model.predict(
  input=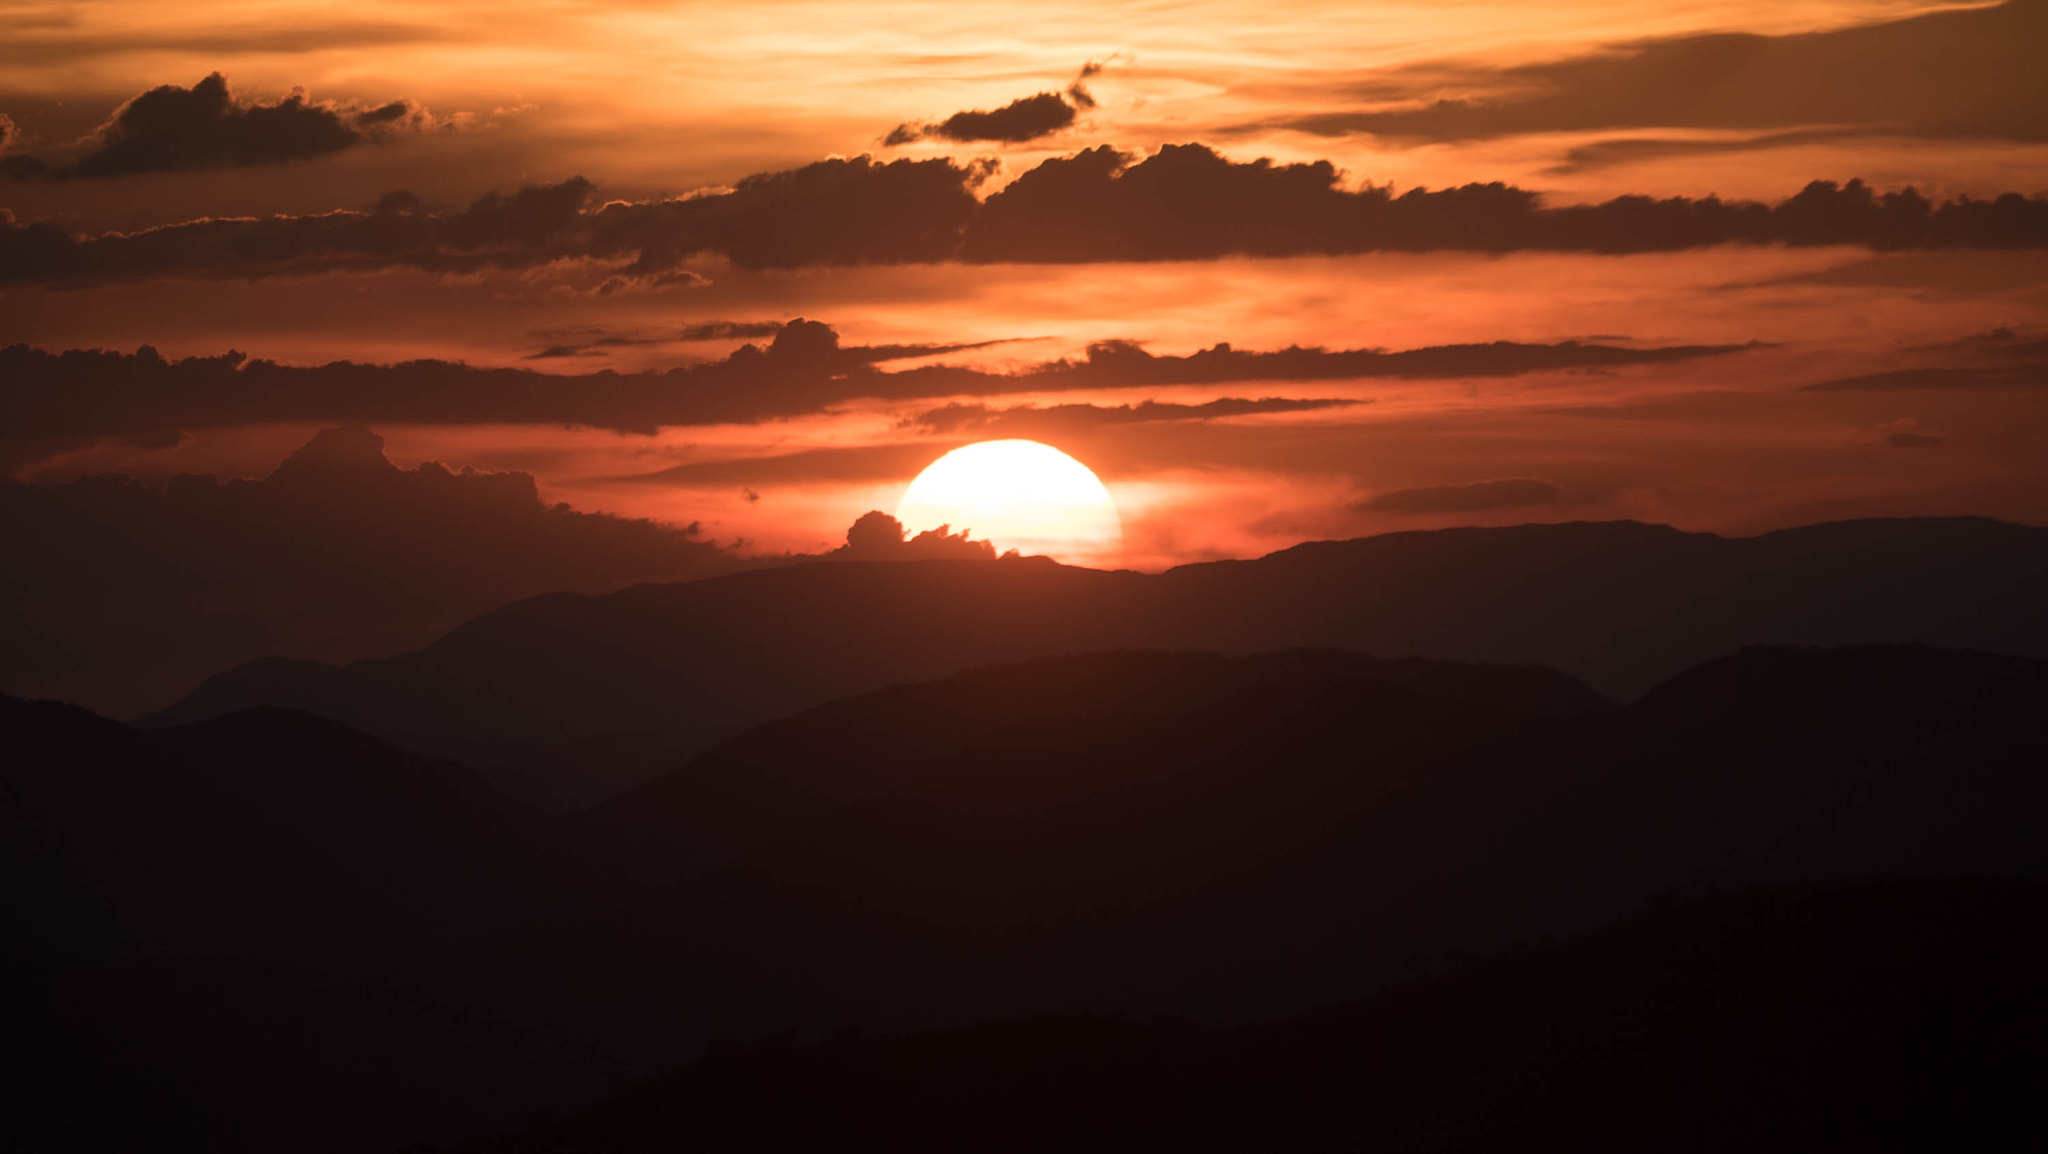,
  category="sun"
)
[896,439,1123,565]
